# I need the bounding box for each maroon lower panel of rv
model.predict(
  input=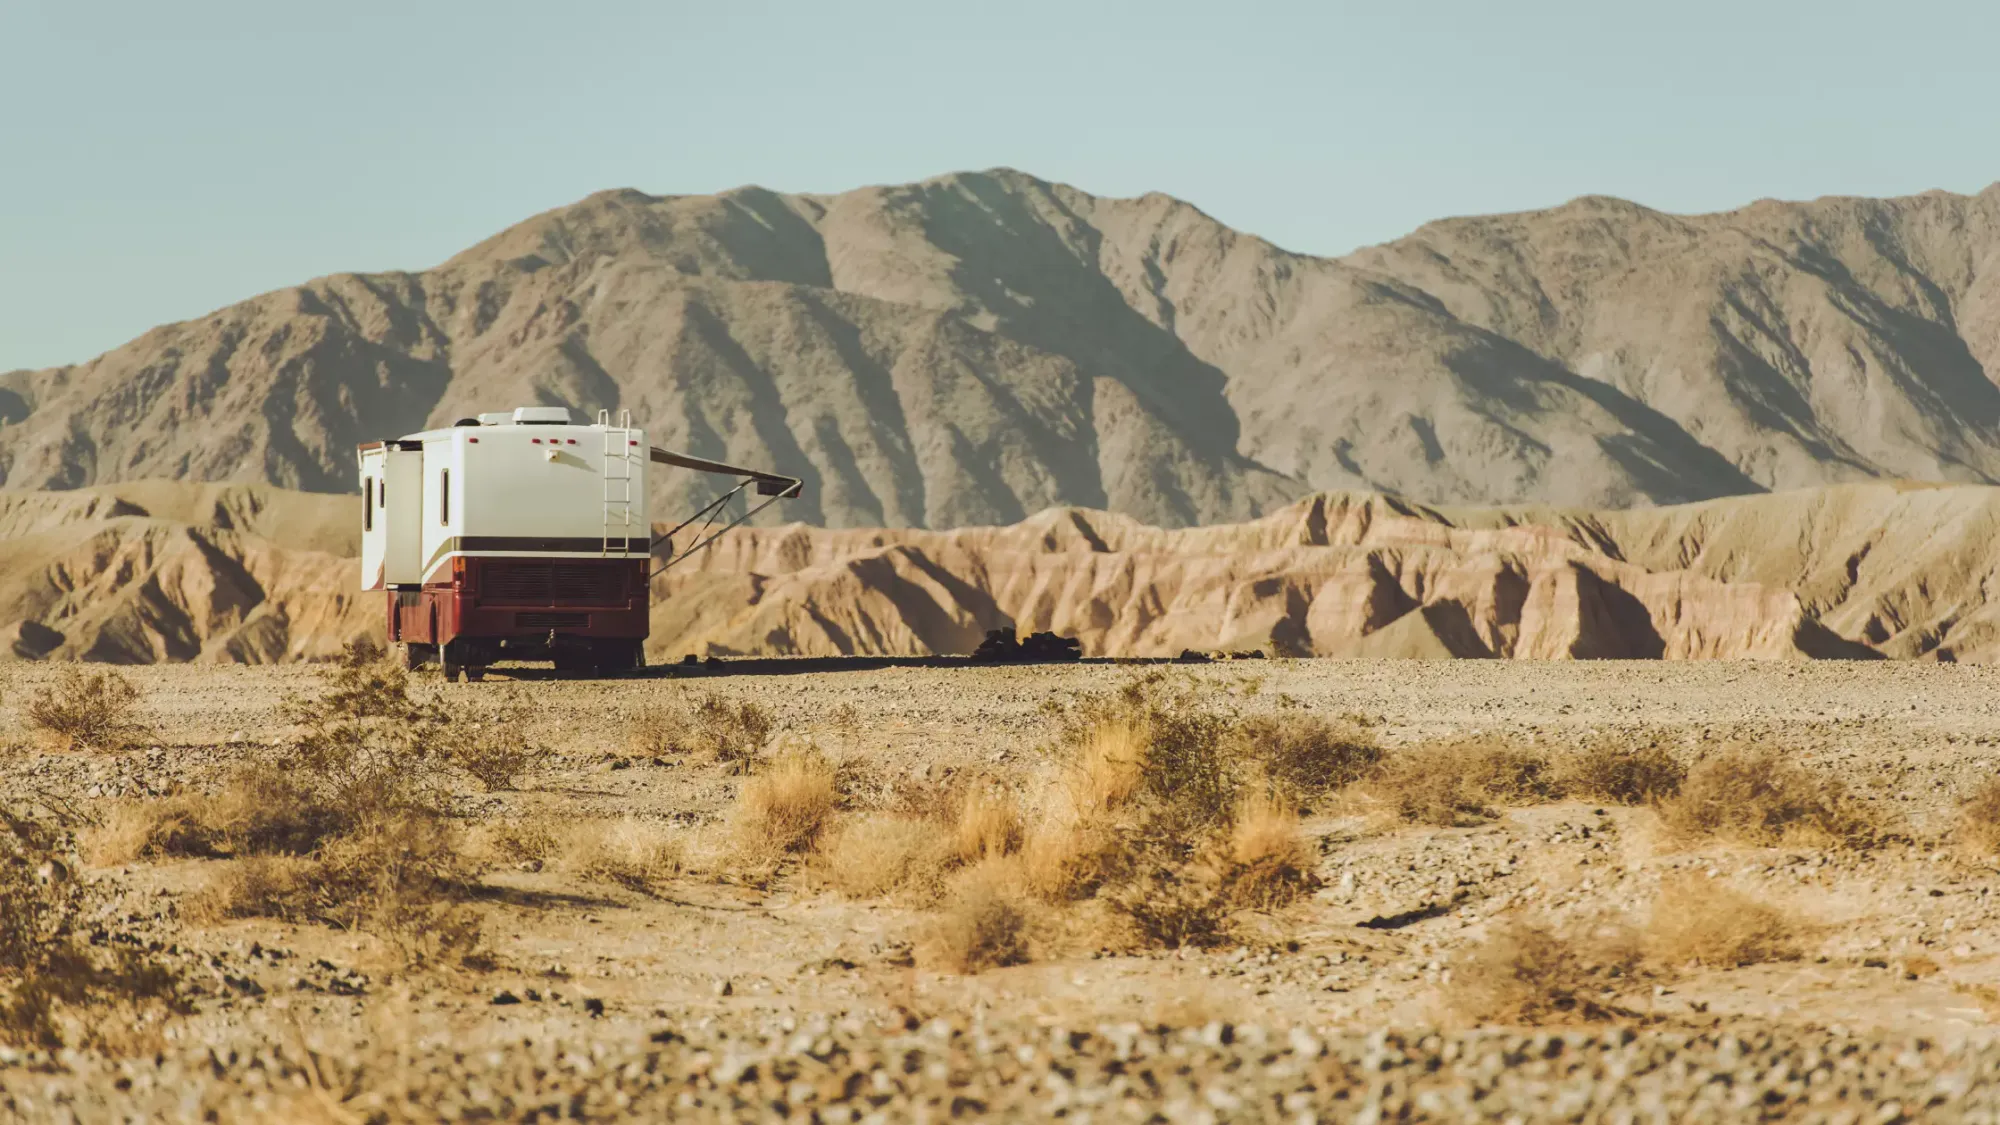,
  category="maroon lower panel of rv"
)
[387,556,649,647]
